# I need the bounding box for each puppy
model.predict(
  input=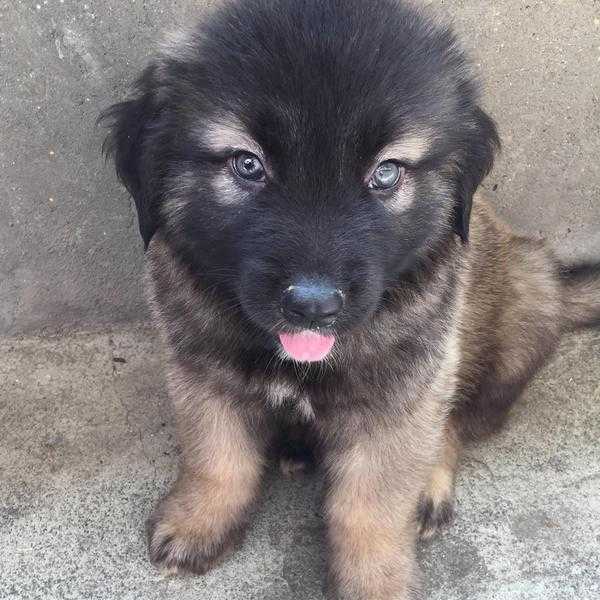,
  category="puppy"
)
[101,0,600,597]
